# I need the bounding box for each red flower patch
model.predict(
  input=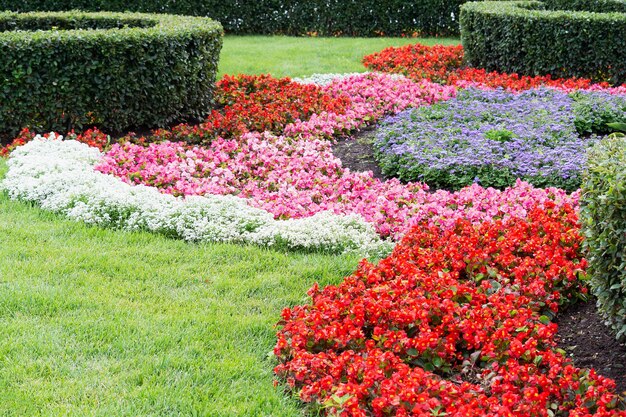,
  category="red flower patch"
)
[158,74,352,144]
[0,127,109,157]
[275,204,626,416]
[363,44,612,91]
[363,44,464,84]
